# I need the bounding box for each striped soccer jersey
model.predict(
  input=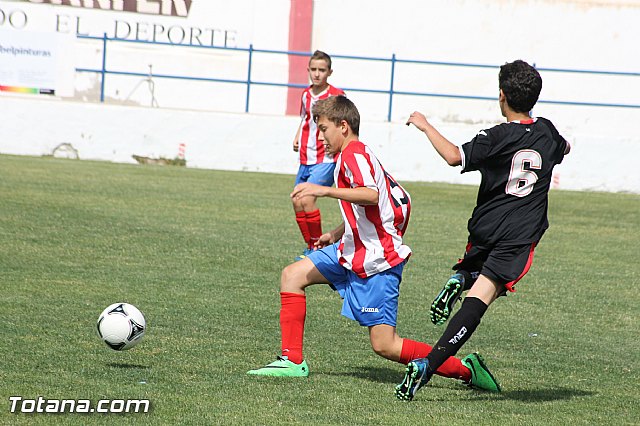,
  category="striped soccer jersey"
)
[298,84,345,165]
[335,140,412,278]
